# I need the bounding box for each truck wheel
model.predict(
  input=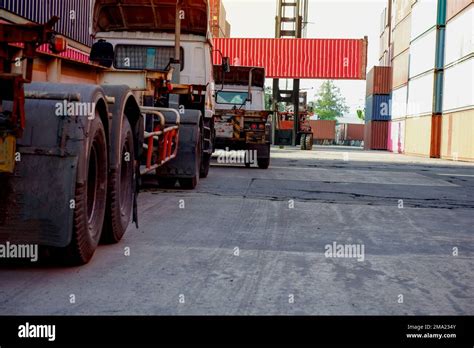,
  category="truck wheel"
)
[60,114,108,265]
[257,157,270,169]
[200,153,211,178]
[300,134,307,150]
[102,117,134,244]
[179,127,201,190]
[305,133,314,151]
